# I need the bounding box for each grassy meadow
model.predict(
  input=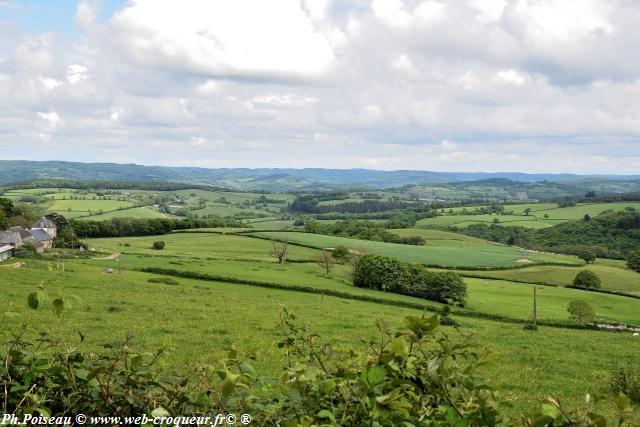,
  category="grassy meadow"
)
[246,230,583,267]
[419,202,640,229]
[1,257,638,418]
